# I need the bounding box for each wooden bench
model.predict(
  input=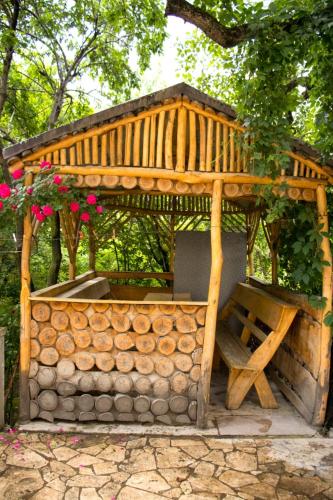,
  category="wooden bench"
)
[57,277,110,299]
[215,283,298,410]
